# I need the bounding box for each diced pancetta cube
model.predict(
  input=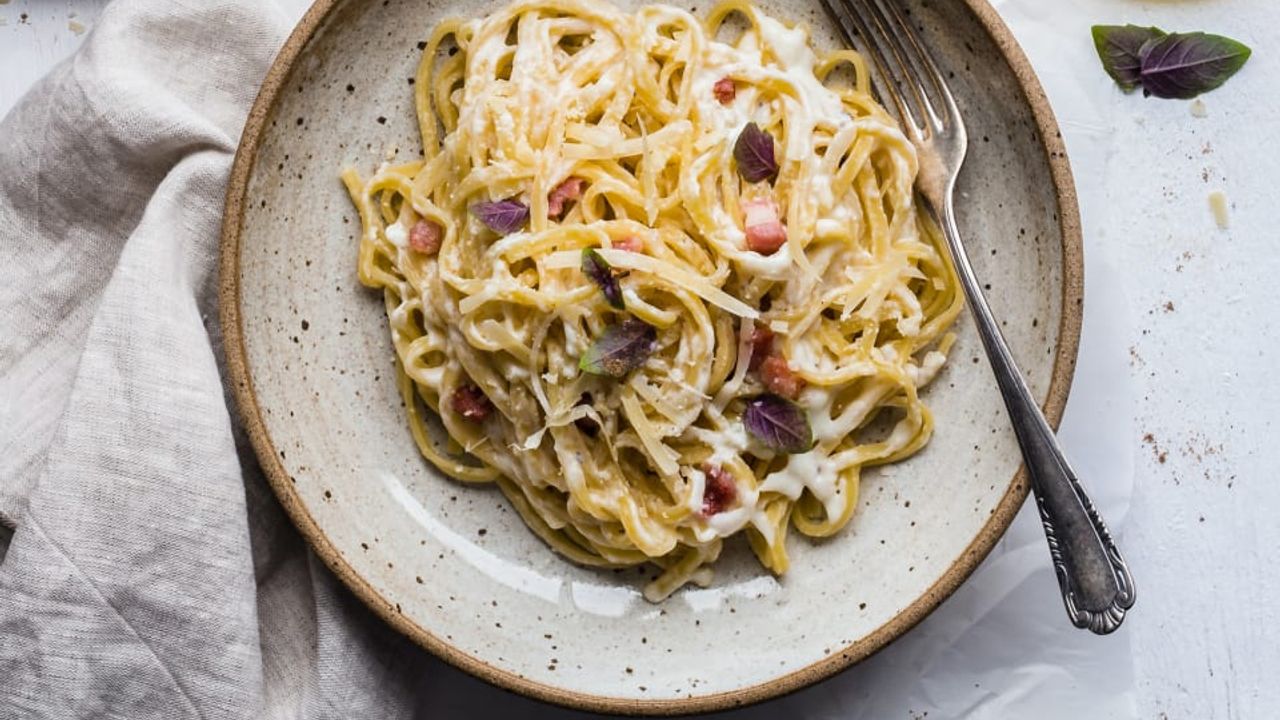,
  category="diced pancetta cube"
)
[742,197,787,255]
[409,219,443,255]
